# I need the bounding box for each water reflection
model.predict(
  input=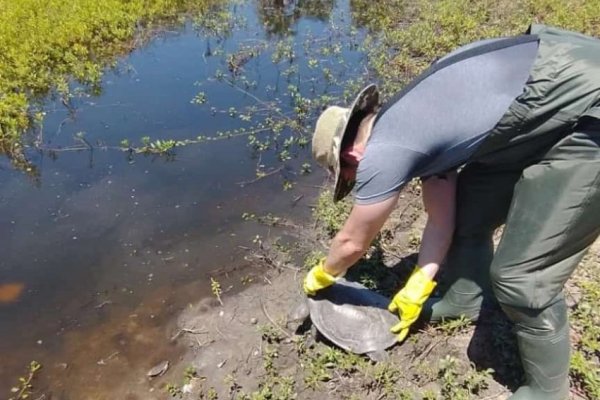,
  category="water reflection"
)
[1,0,368,397]
[0,283,25,304]
[257,0,335,36]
